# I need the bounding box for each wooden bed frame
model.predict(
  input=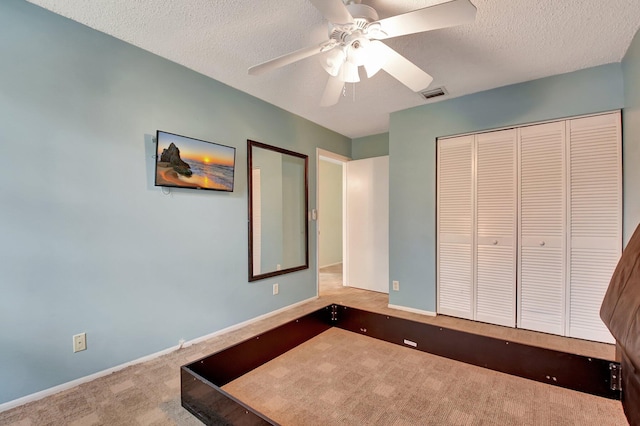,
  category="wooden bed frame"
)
[181,304,621,425]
